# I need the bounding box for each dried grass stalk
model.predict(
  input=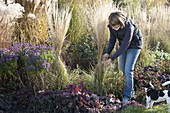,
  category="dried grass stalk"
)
[12,0,49,44]
[46,0,72,89]
[84,0,114,94]
[125,3,170,52]
[0,2,24,48]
